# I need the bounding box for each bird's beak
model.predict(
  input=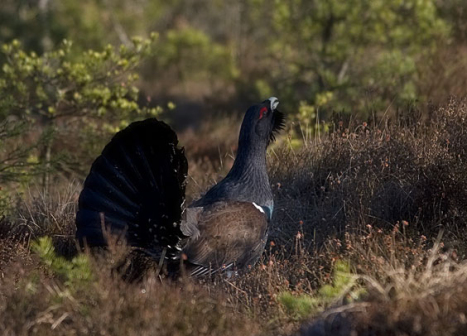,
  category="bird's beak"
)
[268,97,279,111]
